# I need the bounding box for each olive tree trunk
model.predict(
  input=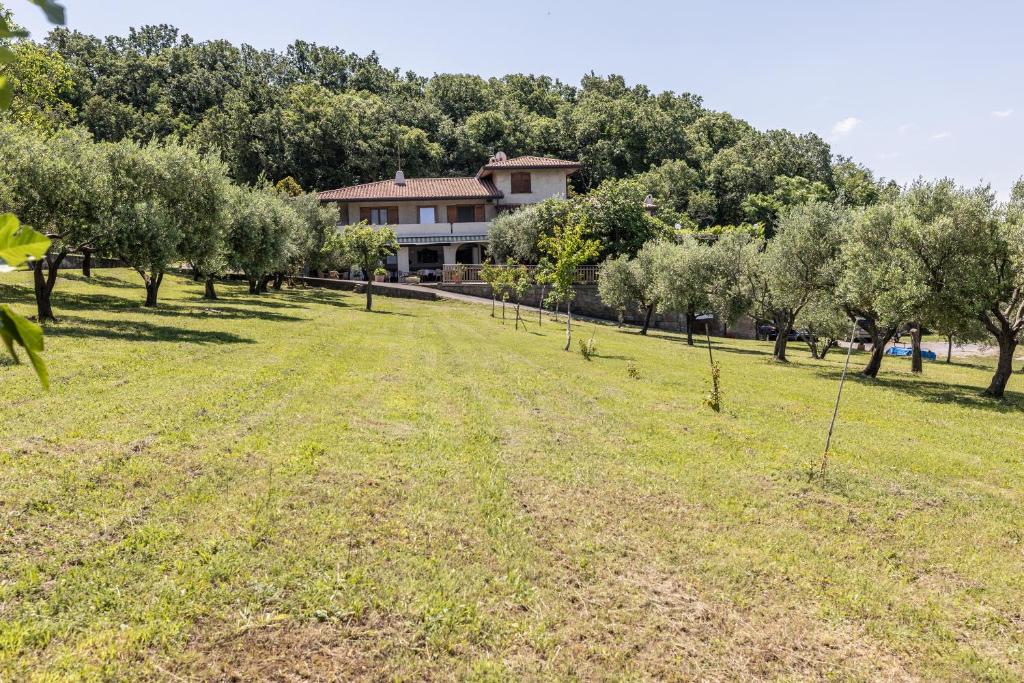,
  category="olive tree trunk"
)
[81,248,92,277]
[365,277,373,311]
[564,298,573,351]
[984,335,1018,398]
[204,275,218,300]
[640,303,654,336]
[772,310,796,362]
[32,249,69,322]
[909,322,923,373]
[142,270,164,307]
